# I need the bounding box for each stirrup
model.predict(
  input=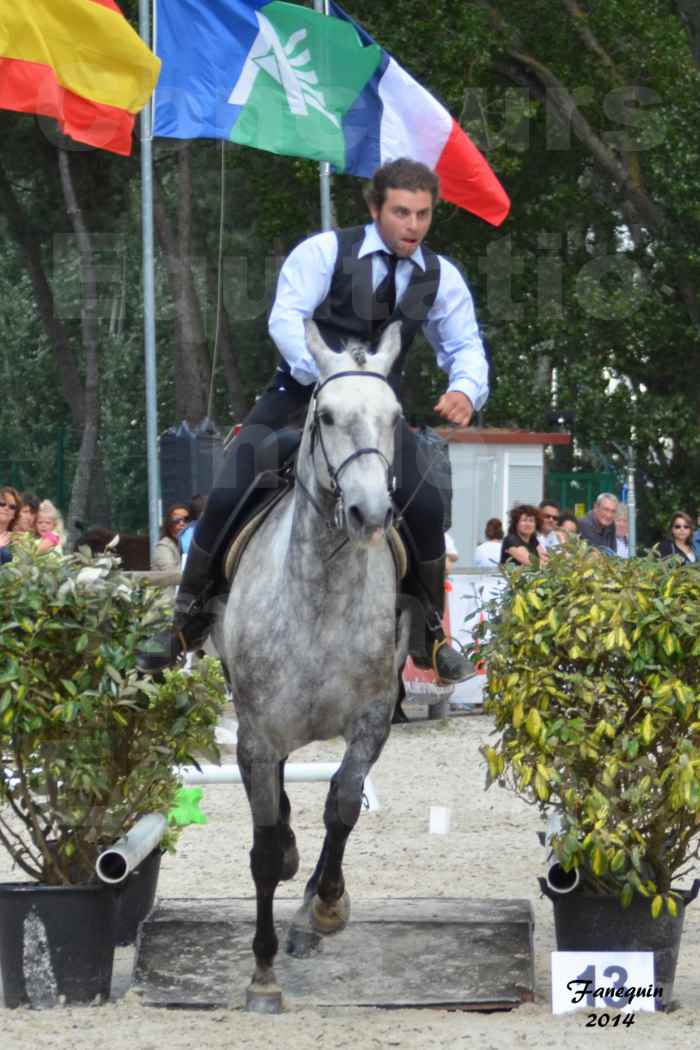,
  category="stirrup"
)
[431,635,449,677]
[430,634,473,685]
